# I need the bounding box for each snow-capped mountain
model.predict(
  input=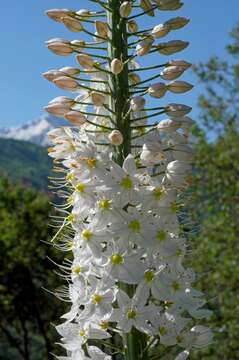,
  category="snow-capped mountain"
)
[0,115,68,146]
